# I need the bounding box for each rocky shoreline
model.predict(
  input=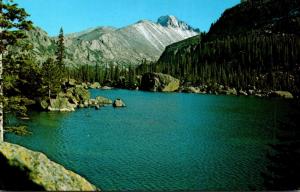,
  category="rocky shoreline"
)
[178,84,294,99]
[139,72,295,99]
[37,72,295,114]
[38,79,125,112]
[0,142,98,191]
